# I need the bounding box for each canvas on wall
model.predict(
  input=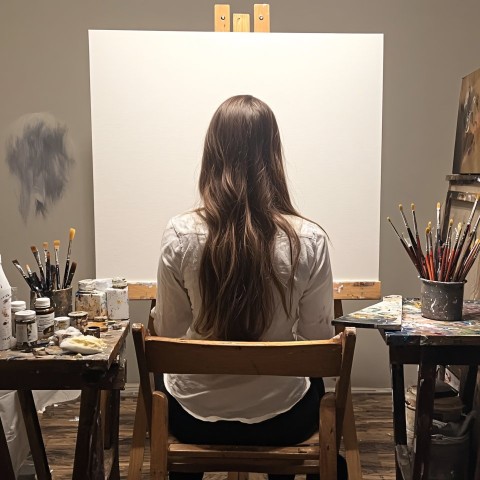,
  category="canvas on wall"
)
[89,31,384,282]
[453,67,480,174]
